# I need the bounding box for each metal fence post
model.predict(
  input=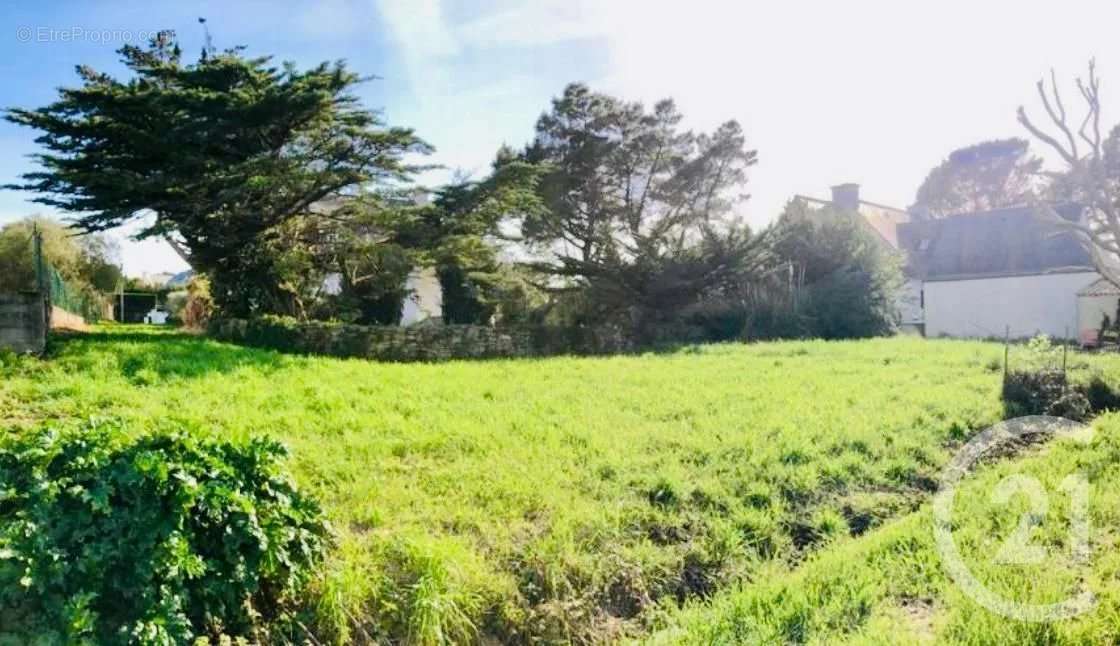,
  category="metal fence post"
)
[1008,322,1016,382]
[31,224,52,330]
[32,224,46,296]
